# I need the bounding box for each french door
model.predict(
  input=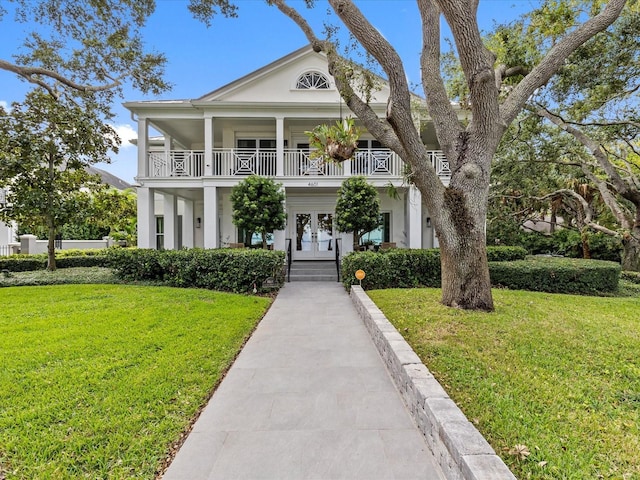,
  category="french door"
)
[293,211,335,260]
